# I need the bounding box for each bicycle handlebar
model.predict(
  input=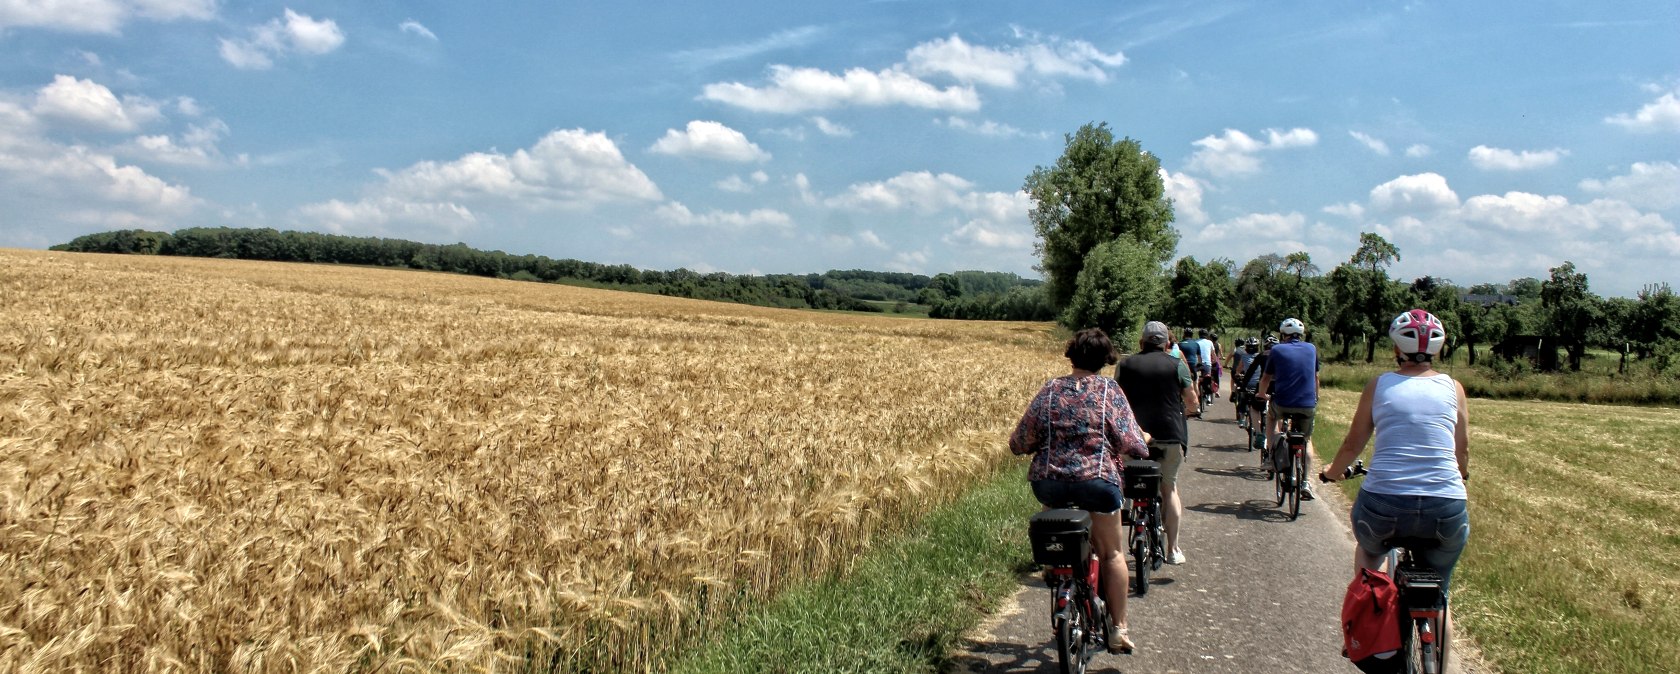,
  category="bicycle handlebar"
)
[1318,459,1366,483]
